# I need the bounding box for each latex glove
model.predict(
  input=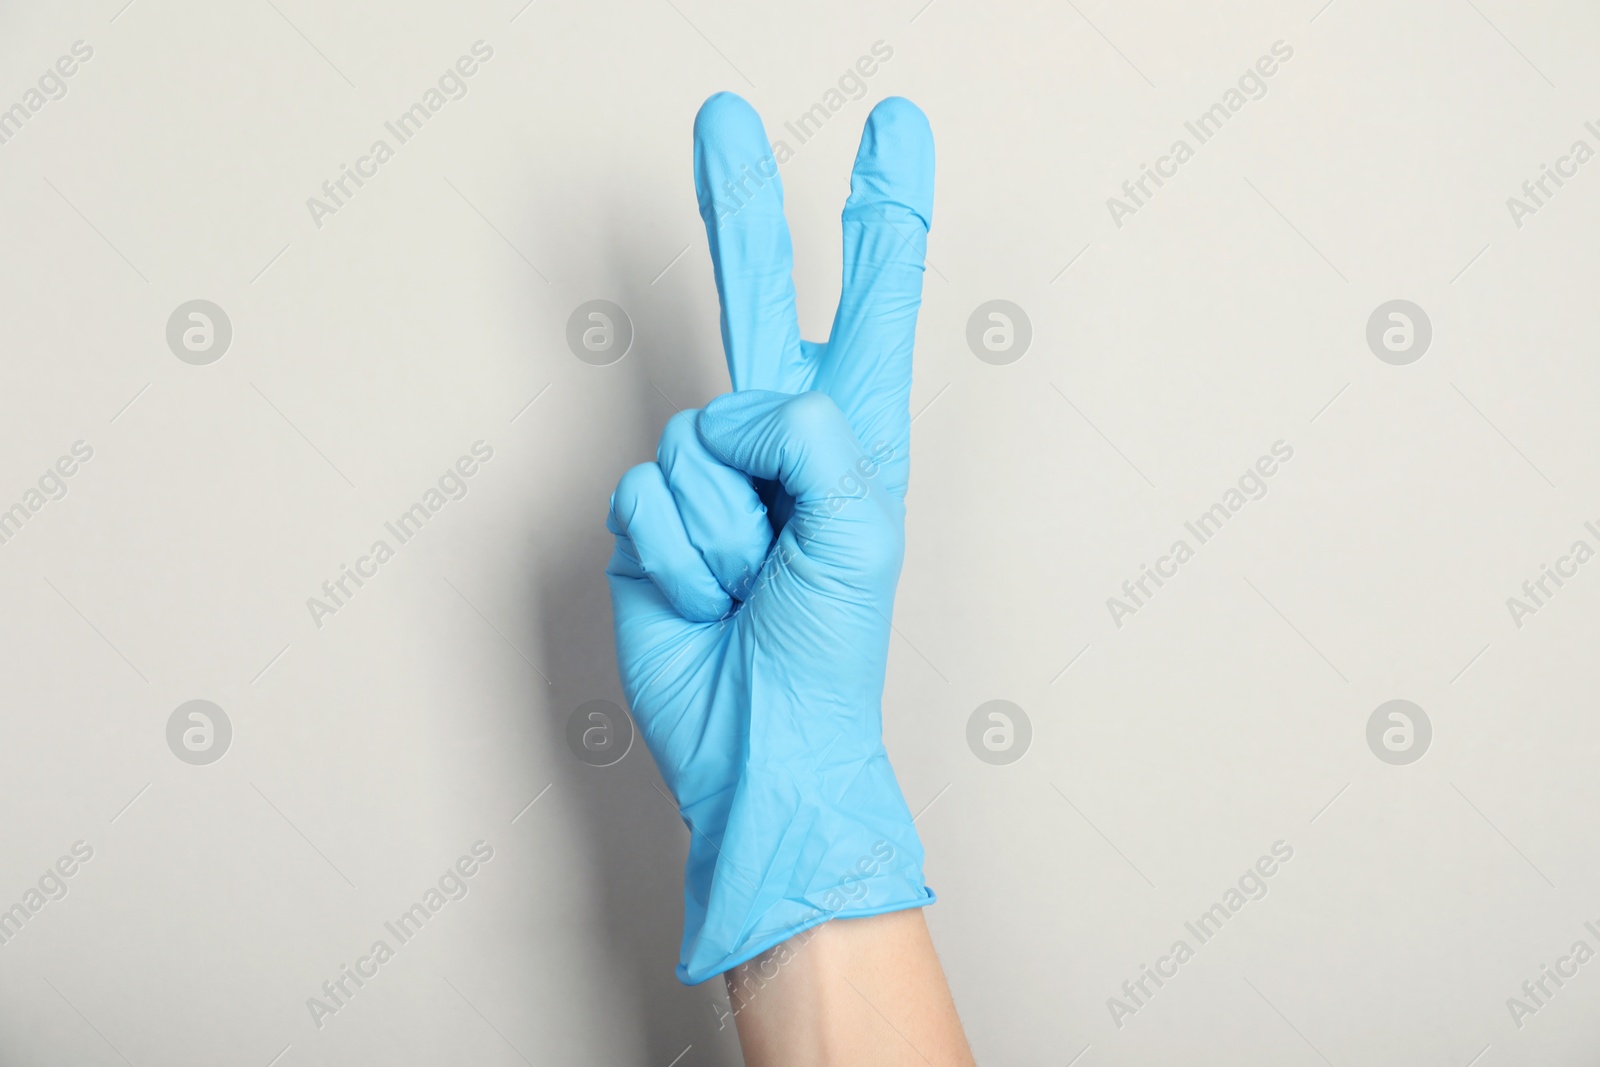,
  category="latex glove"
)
[605,92,935,985]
